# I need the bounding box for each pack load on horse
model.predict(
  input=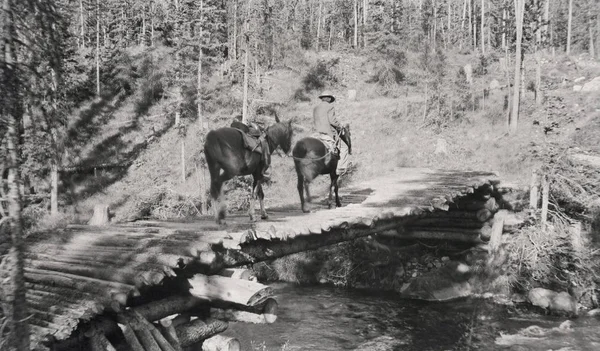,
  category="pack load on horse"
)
[230,118,272,179]
[204,116,294,224]
[292,91,352,213]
